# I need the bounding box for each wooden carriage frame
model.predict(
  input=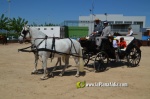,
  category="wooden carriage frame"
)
[79,36,141,72]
